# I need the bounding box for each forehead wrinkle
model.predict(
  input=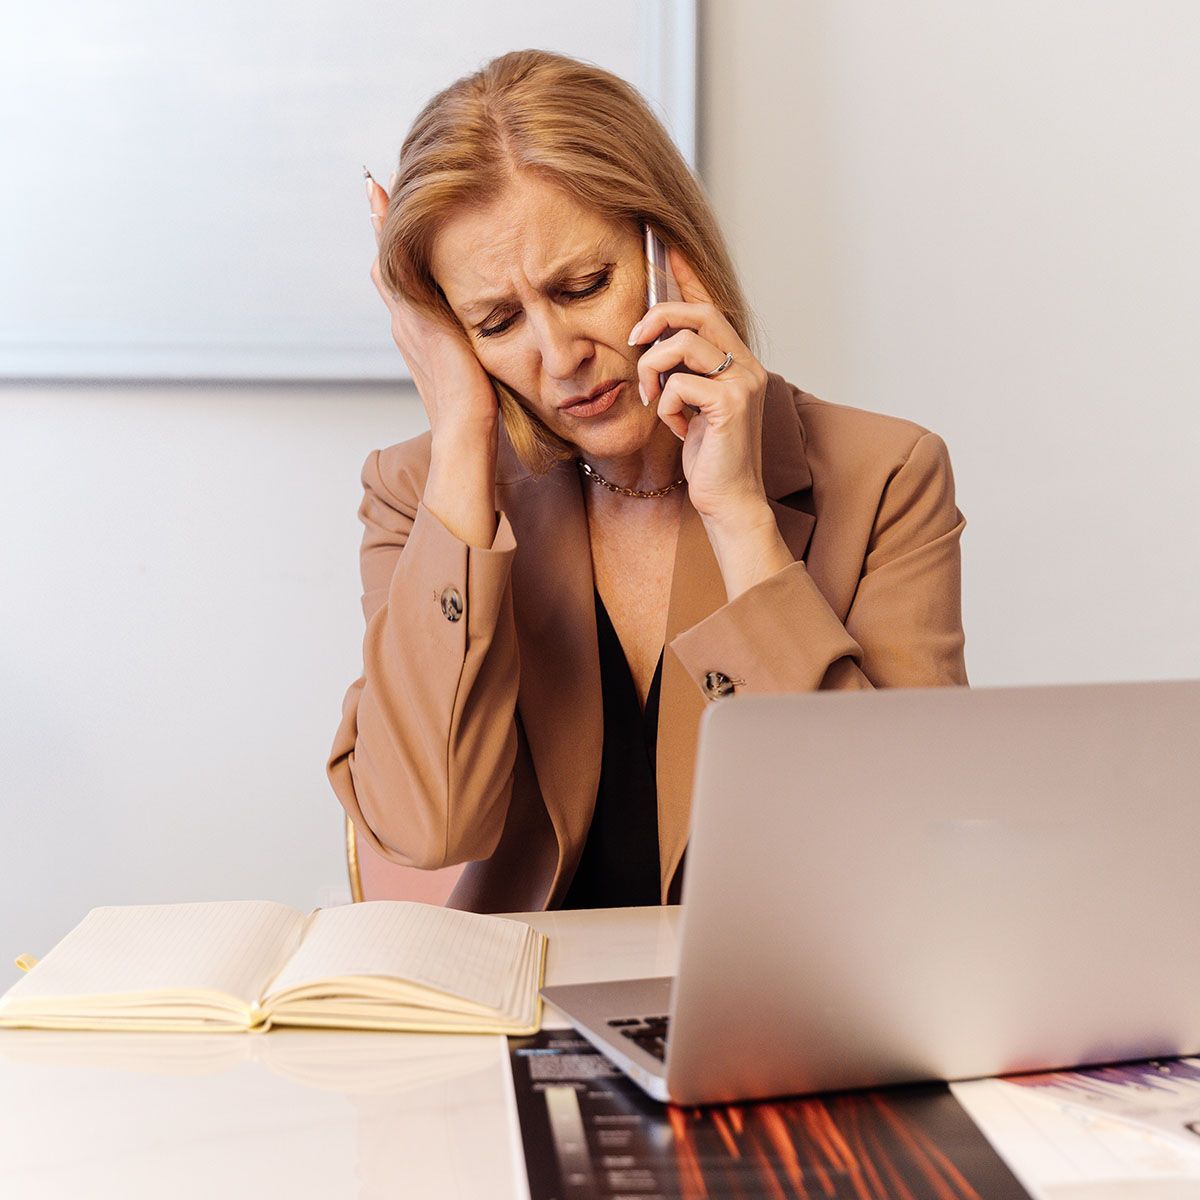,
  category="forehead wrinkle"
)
[460,236,614,317]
